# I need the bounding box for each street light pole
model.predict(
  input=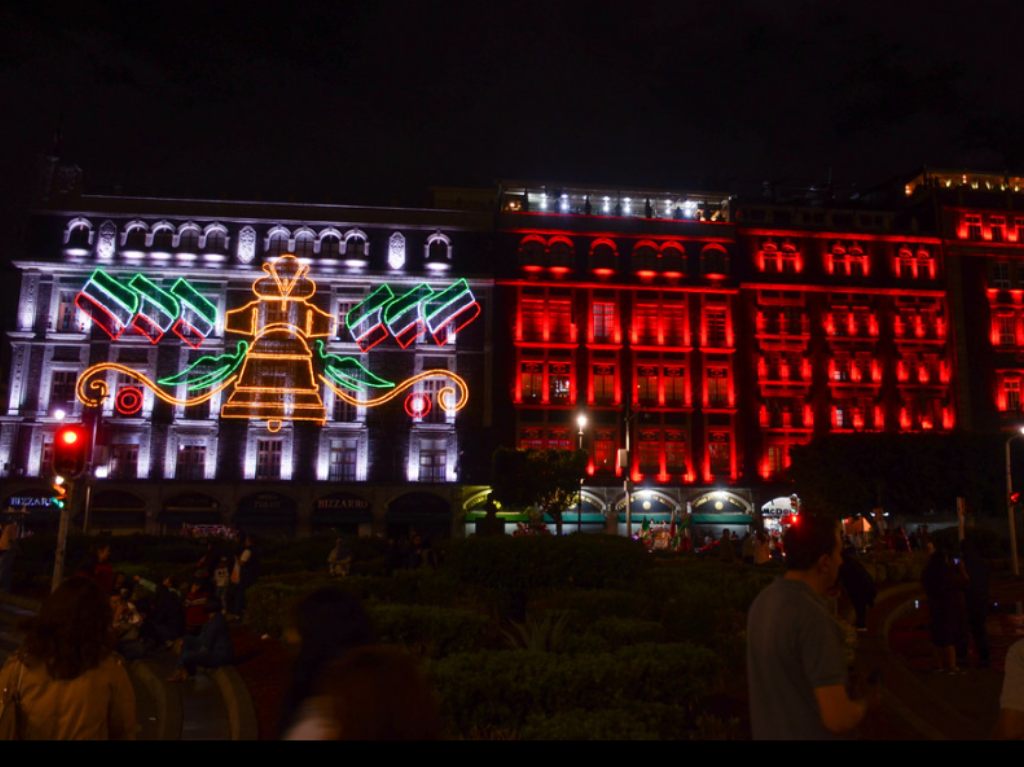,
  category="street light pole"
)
[1006,427,1024,577]
[576,412,587,534]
